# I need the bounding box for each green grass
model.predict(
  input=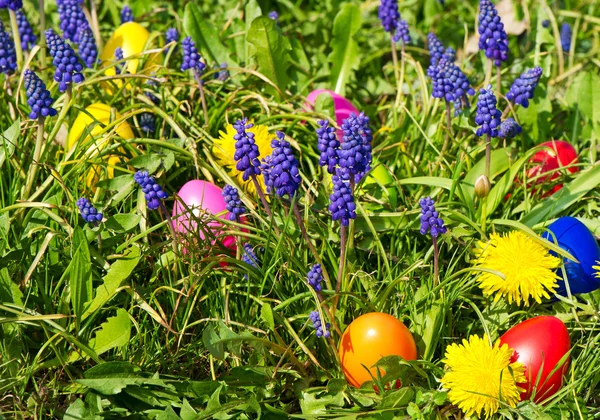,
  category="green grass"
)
[1,0,600,418]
